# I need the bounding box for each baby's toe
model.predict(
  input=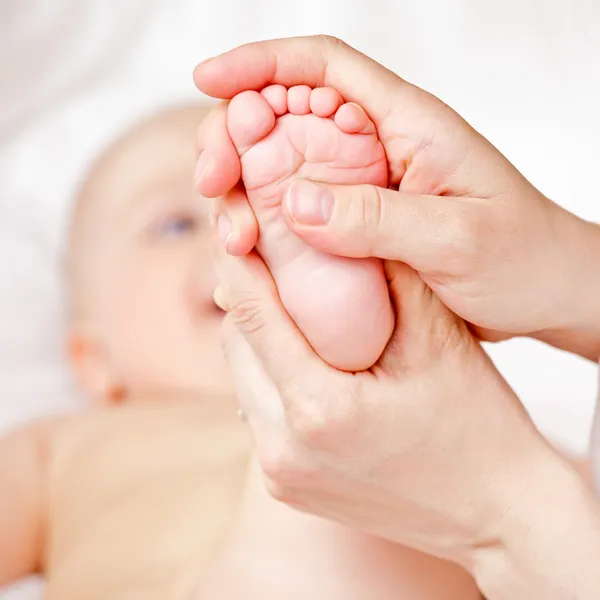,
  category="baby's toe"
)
[287,85,312,115]
[309,87,343,118]
[228,91,276,155]
[261,85,288,116]
[334,102,376,135]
